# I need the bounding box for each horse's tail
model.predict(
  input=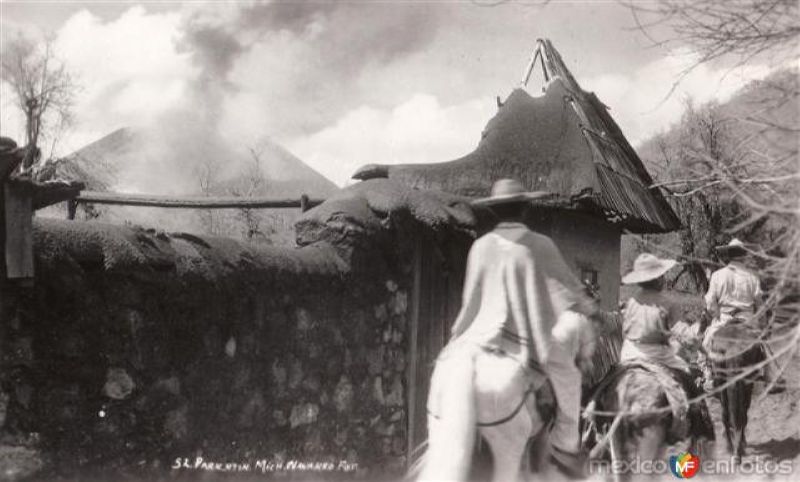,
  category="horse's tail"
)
[416,345,478,481]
